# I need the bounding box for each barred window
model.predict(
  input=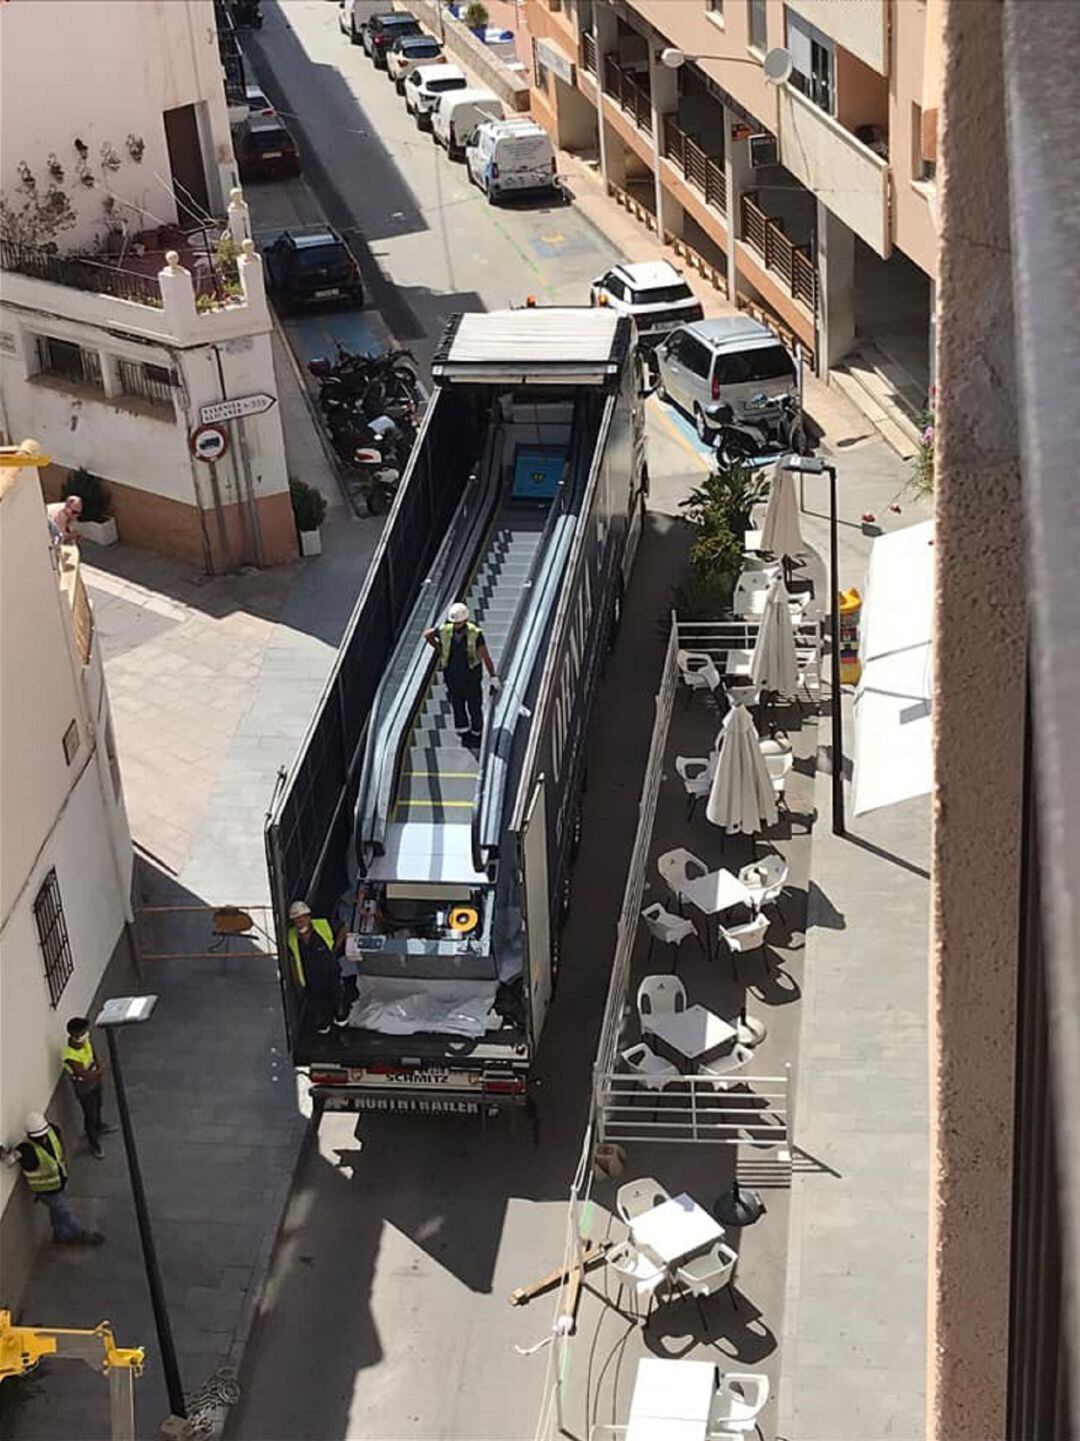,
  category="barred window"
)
[35,335,103,390]
[118,358,177,407]
[33,868,74,1009]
